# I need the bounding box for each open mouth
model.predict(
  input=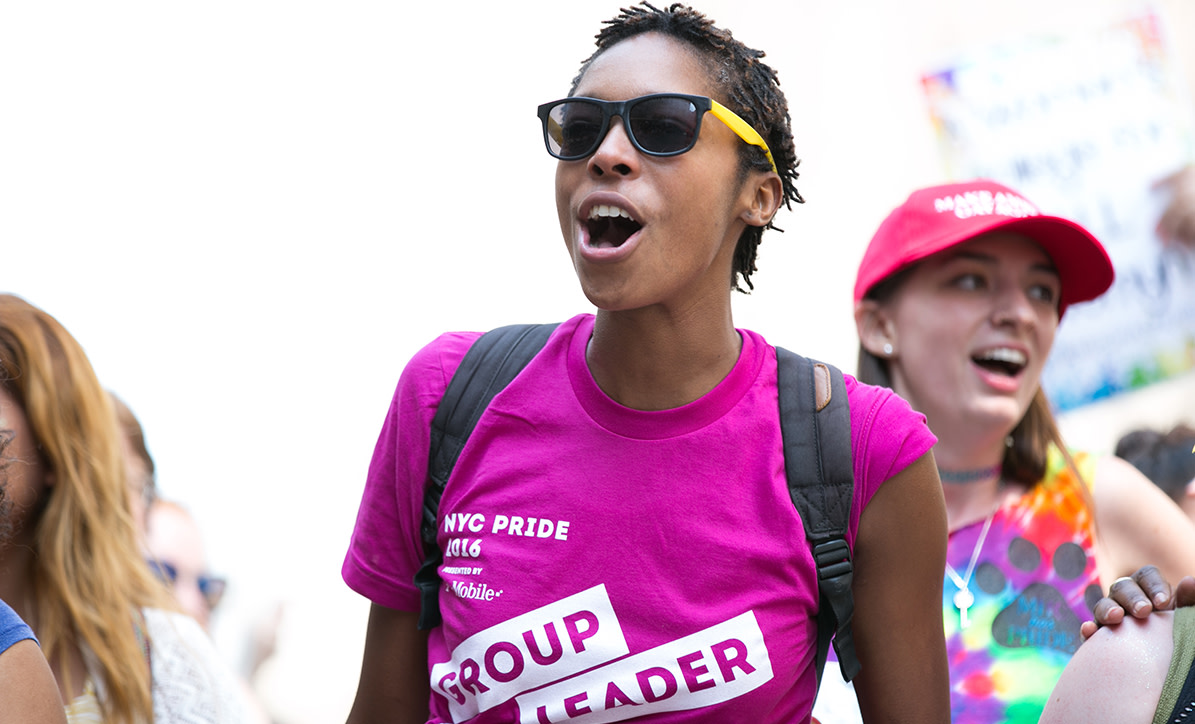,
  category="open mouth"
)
[972,348,1027,377]
[586,204,642,249]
